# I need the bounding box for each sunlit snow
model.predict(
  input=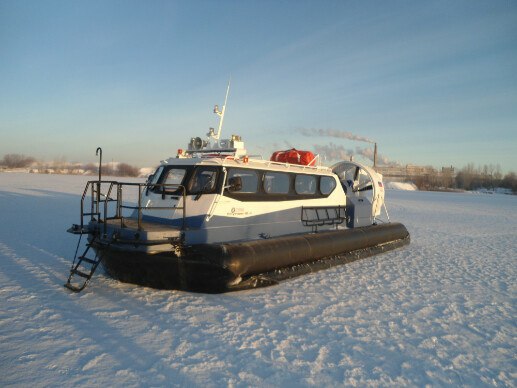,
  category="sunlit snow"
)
[0,172,515,387]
